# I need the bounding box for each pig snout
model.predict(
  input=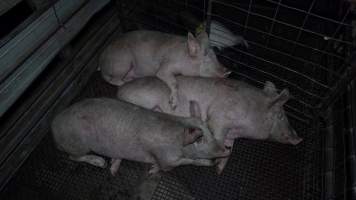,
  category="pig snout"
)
[281,129,302,145]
